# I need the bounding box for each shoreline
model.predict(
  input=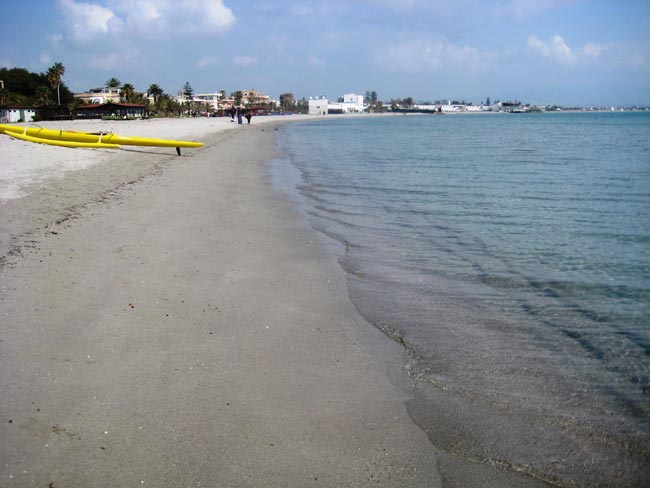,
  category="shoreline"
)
[0,118,440,486]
